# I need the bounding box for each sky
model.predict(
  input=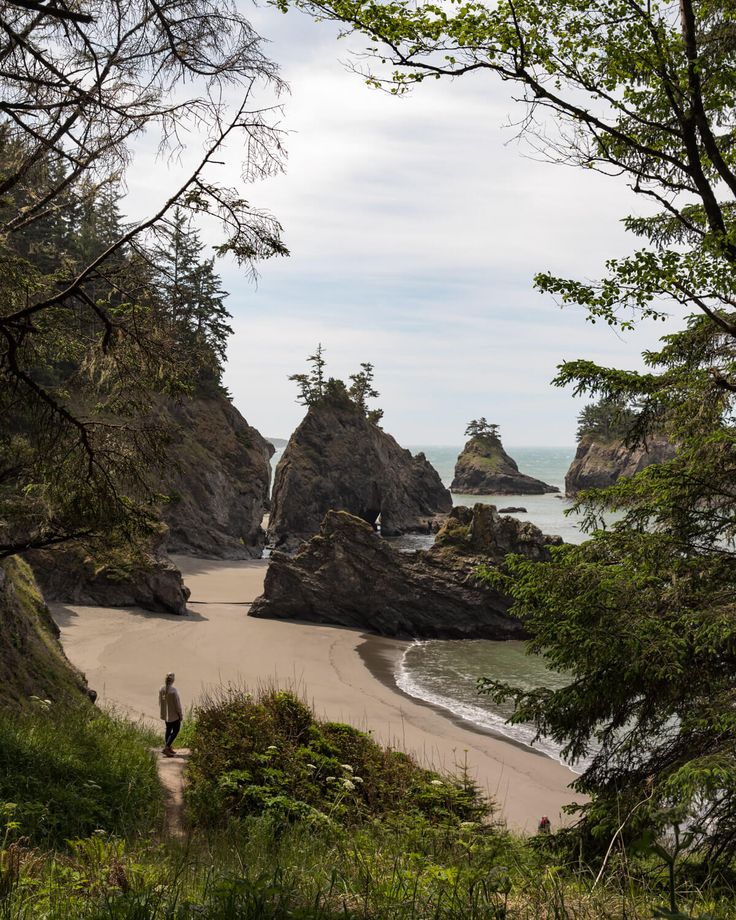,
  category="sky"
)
[126,4,683,447]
